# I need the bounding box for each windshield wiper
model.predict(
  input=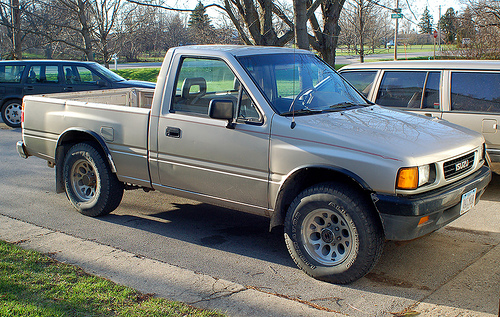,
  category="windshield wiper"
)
[281,108,323,116]
[323,102,370,112]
